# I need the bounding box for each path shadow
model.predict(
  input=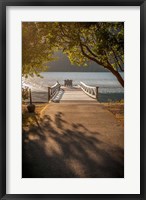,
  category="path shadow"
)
[22,114,124,178]
[55,112,67,129]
